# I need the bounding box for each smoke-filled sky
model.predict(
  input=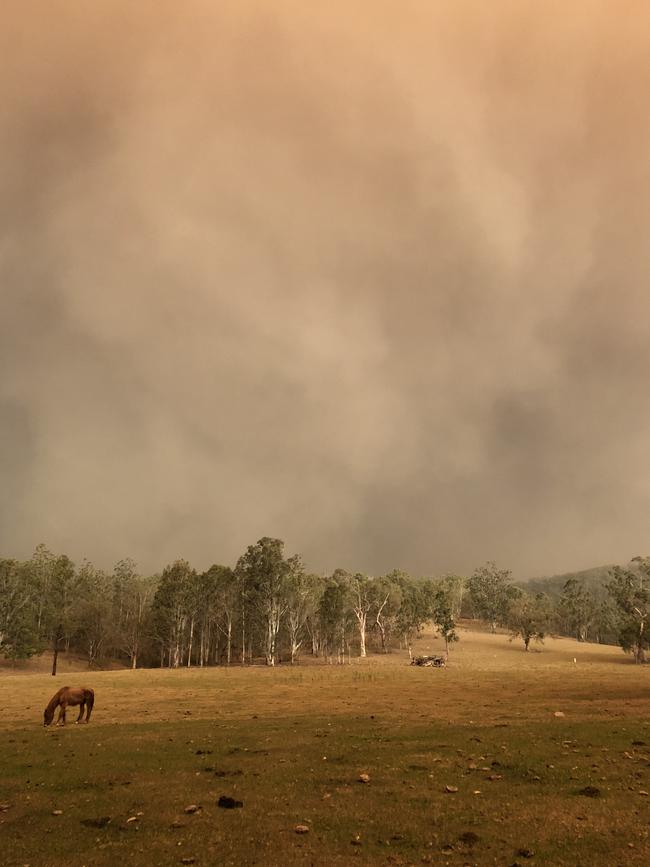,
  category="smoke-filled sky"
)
[2,1,650,579]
